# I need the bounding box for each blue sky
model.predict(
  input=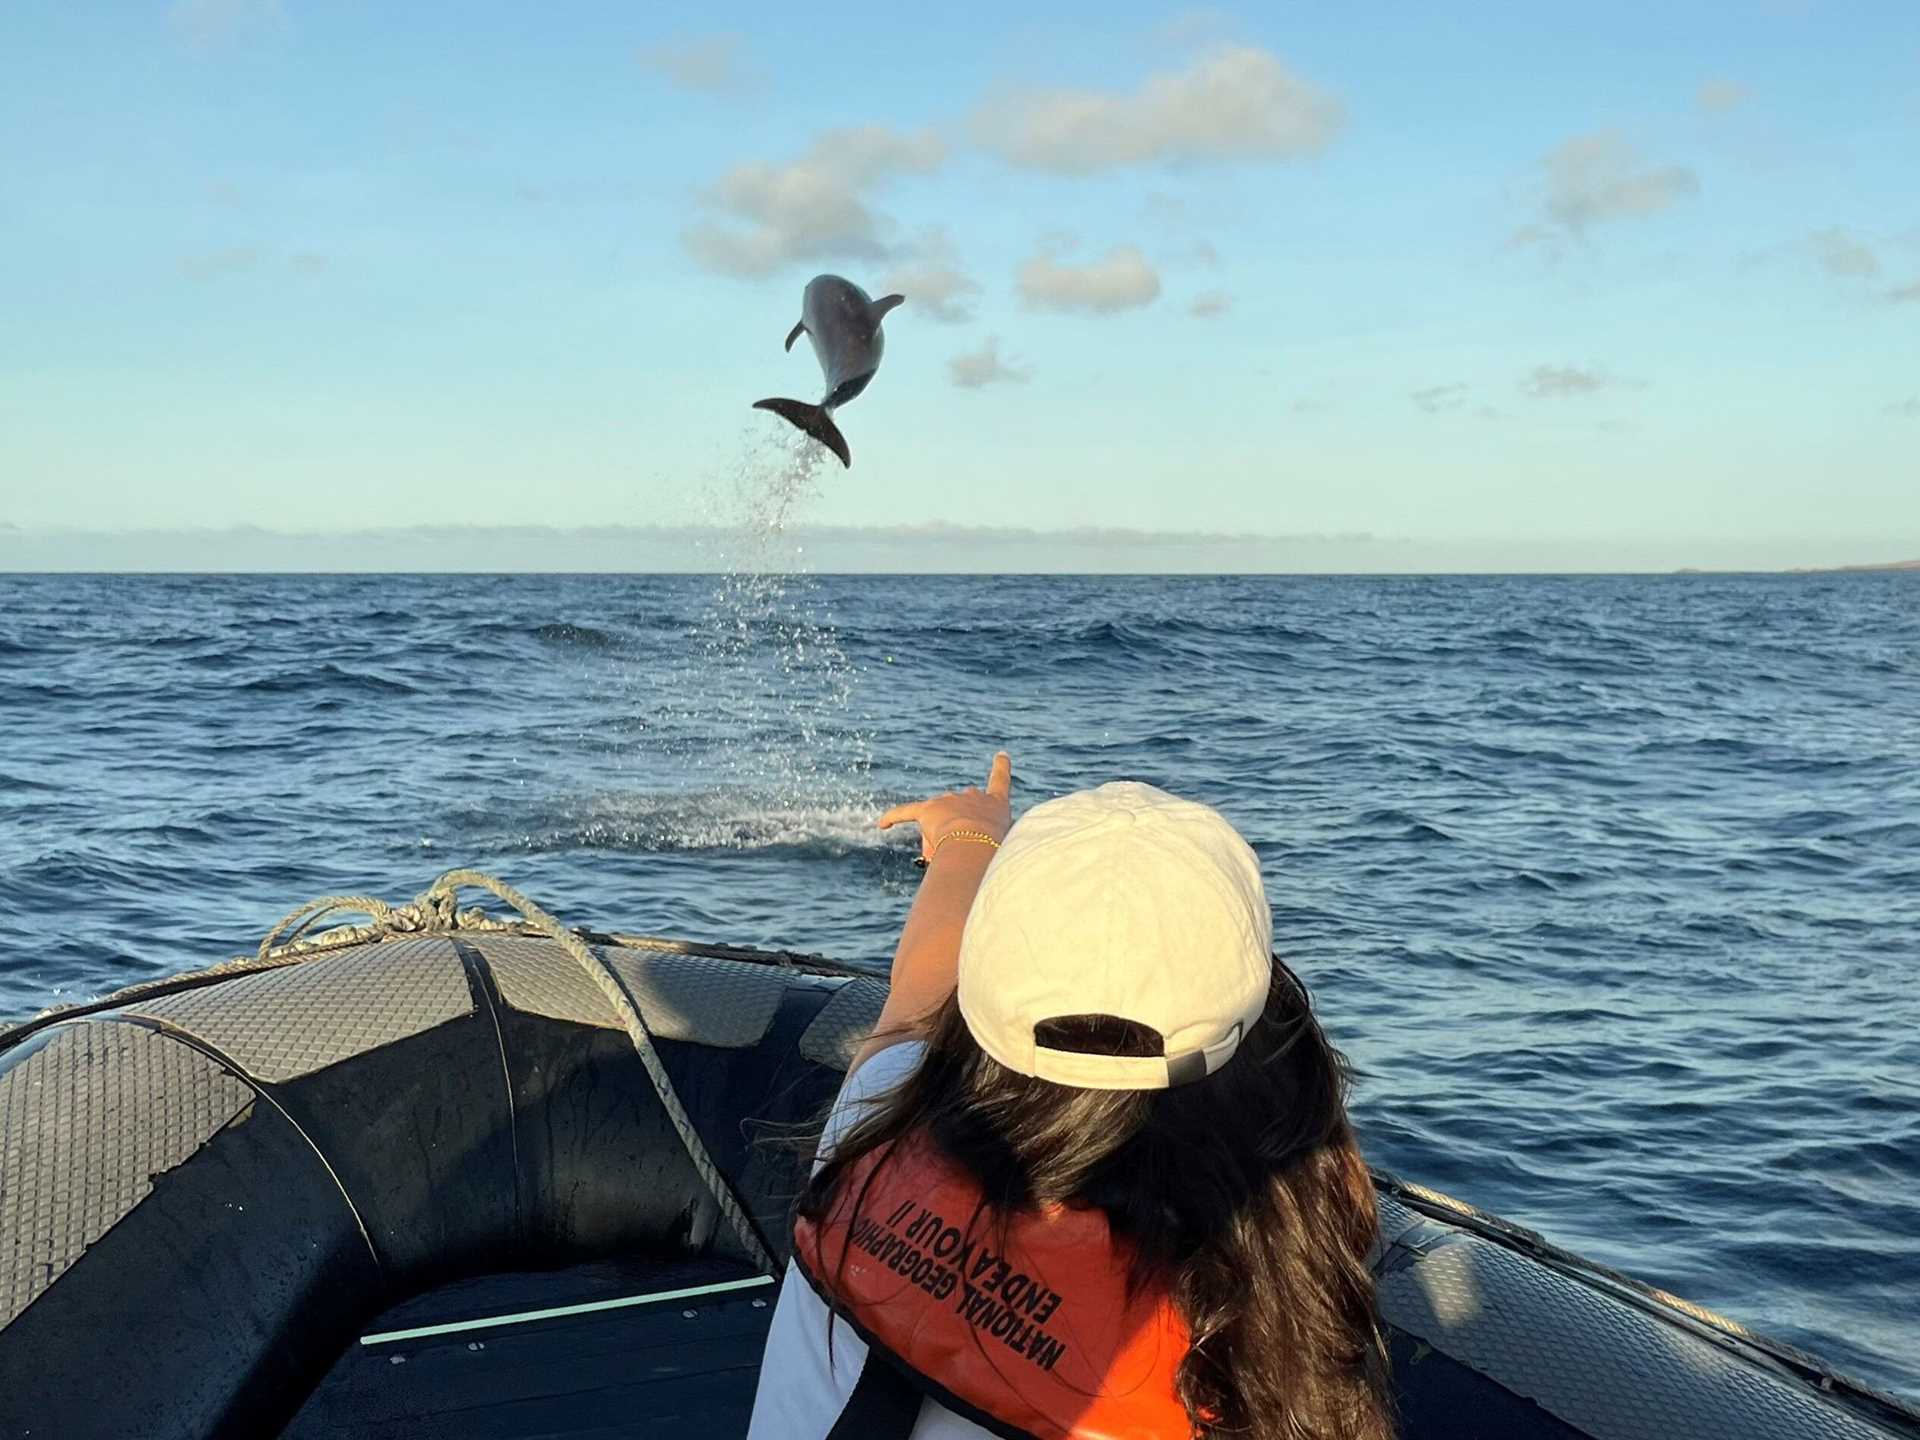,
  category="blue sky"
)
[3,1,1917,559]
